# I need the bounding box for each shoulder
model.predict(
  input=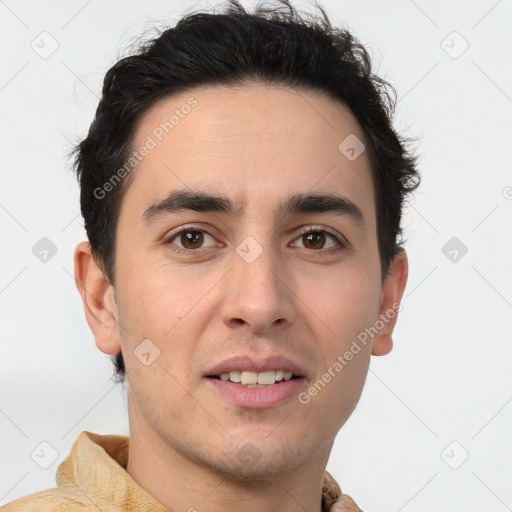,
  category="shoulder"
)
[2,488,90,511]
